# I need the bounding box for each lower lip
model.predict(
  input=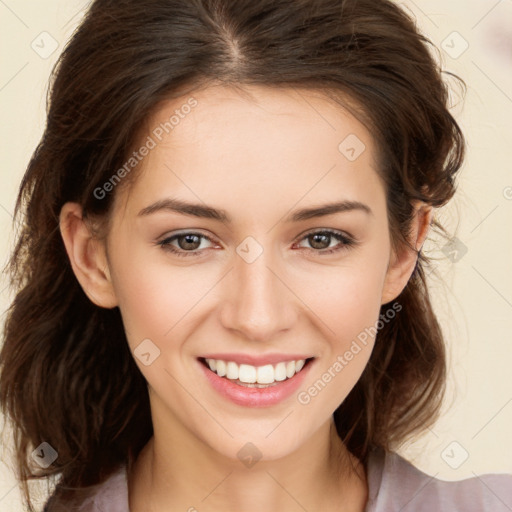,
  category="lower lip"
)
[198,359,313,408]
